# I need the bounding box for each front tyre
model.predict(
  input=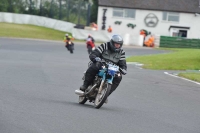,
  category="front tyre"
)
[87,46,92,54]
[94,82,111,109]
